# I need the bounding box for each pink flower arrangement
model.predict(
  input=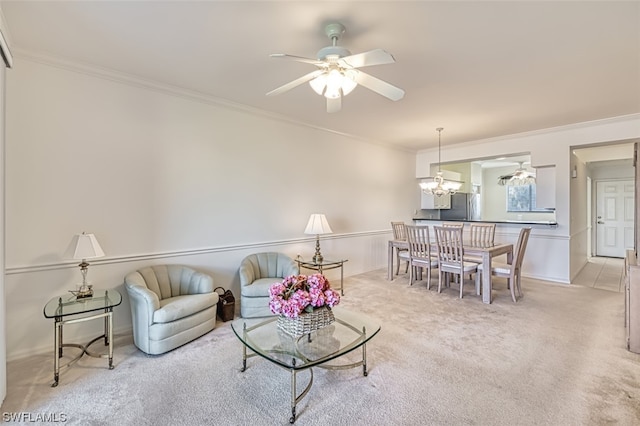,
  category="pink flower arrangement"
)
[269,274,340,318]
